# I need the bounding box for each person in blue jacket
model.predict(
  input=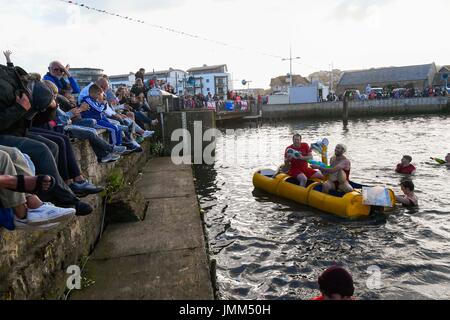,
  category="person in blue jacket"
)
[43,61,80,94]
[81,84,123,147]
